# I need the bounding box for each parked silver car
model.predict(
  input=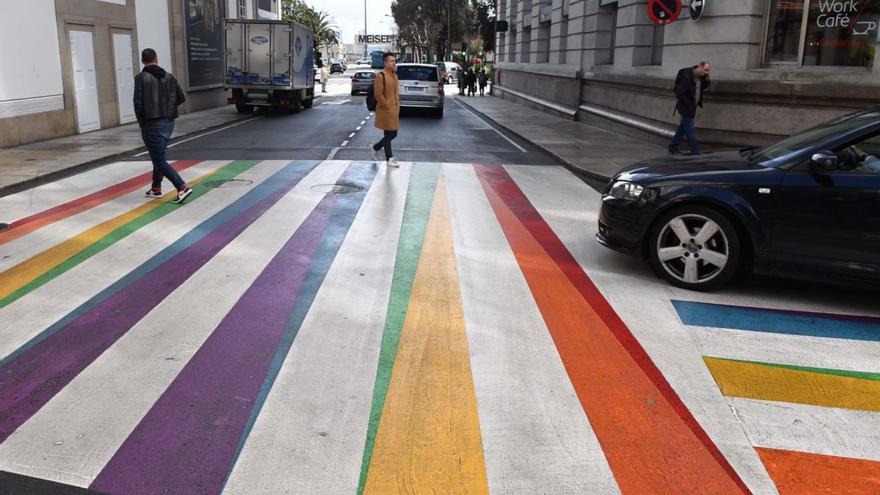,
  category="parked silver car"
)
[351,71,376,95]
[396,63,444,118]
